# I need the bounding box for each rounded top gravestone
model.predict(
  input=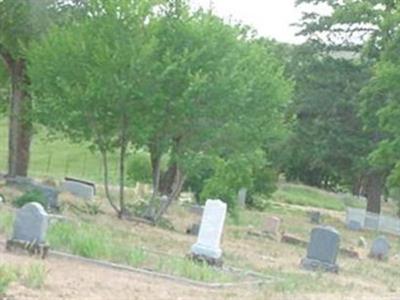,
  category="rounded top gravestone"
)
[12,202,49,244]
[370,236,390,260]
[307,226,340,264]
